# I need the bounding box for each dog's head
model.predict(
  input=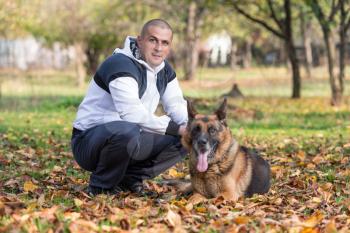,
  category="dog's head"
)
[182,98,232,173]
